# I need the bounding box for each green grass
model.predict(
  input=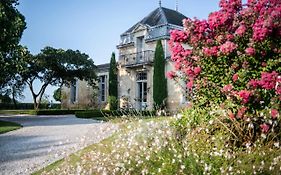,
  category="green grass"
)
[0,120,22,134]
